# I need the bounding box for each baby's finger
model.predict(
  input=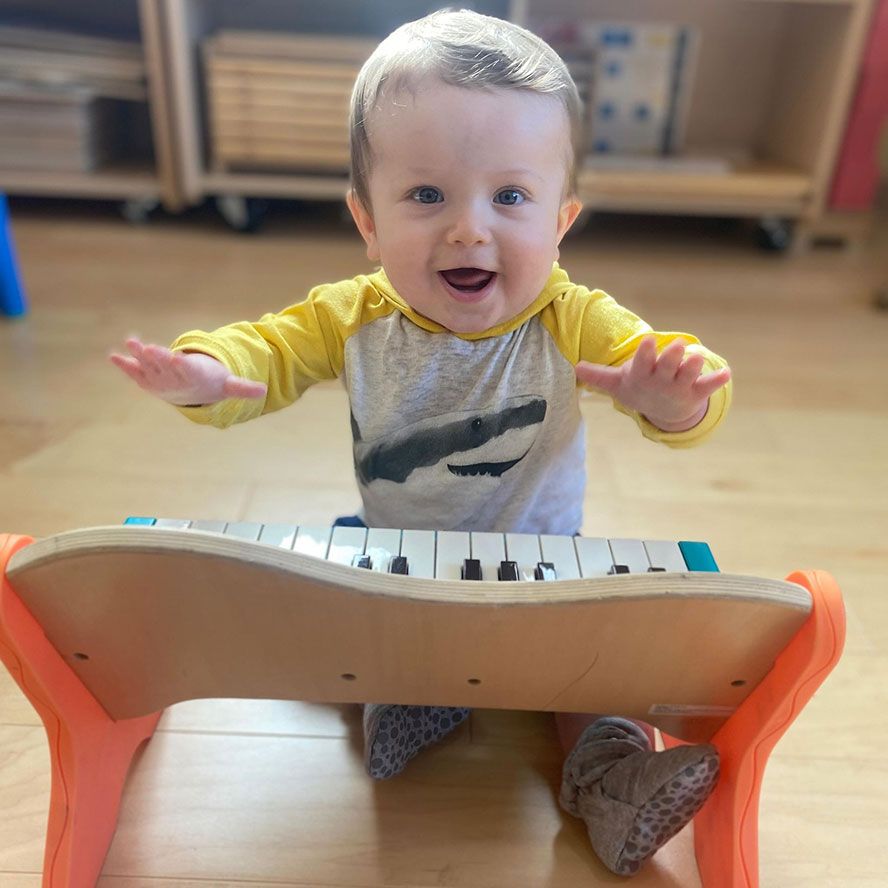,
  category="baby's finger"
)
[109,353,147,385]
[691,367,732,400]
[674,351,706,385]
[627,335,658,381]
[223,376,268,399]
[575,361,623,395]
[124,337,145,360]
[653,339,687,379]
